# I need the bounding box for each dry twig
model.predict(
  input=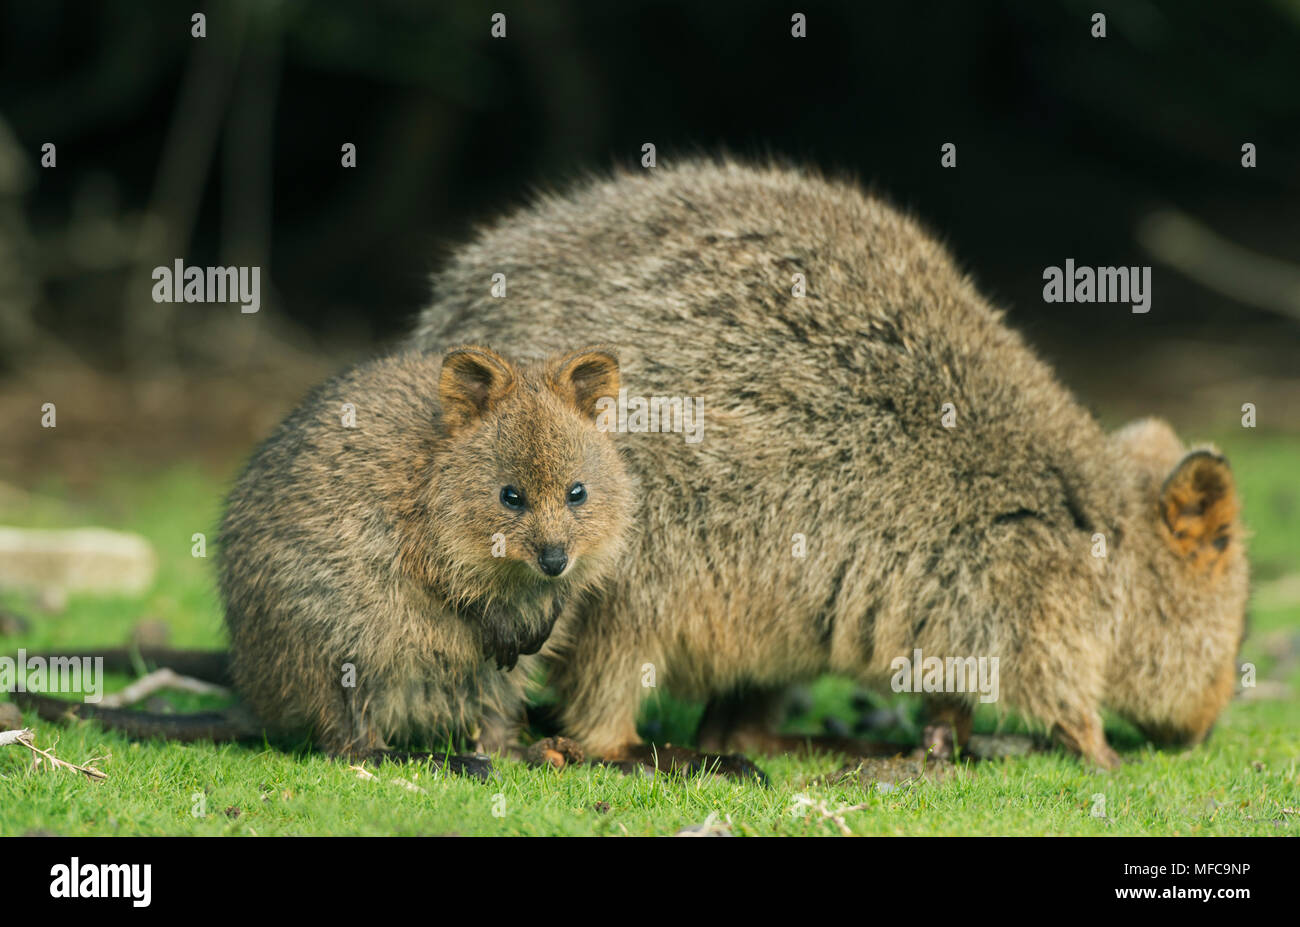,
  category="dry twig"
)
[348,764,425,794]
[788,793,869,836]
[0,727,107,781]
